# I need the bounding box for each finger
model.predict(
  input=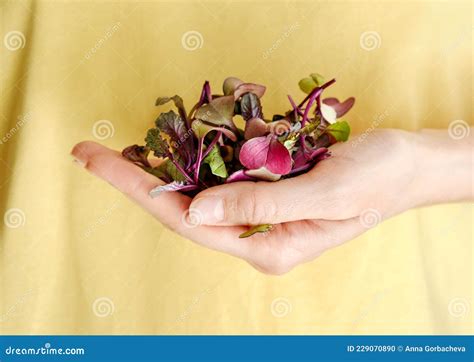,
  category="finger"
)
[188,170,330,226]
[242,216,367,275]
[71,141,253,259]
[72,141,179,225]
[290,217,367,264]
[70,142,367,275]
